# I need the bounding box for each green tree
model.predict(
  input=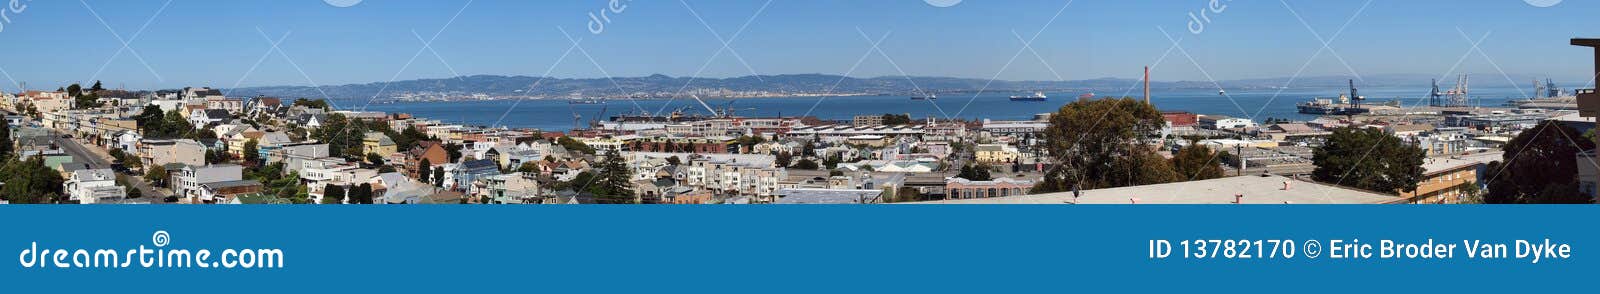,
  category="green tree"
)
[0,157,67,203]
[1485,121,1596,204]
[1172,143,1225,180]
[593,149,635,204]
[1312,127,1427,194]
[144,165,168,188]
[666,156,682,166]
[432,167,446,187]
[881,113,913,125]
[322,184,346,204]
[1035,97,1175,193]
[793,158,820,170]
[293,98,330,110]
[0,117,13,160]
[243,139,260,165]
[417,158,433,183]
[366,153,385,166]
[775,151,793,167]
[349,183,374,204]
[957,164,993,181]
[557,137,595,155]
